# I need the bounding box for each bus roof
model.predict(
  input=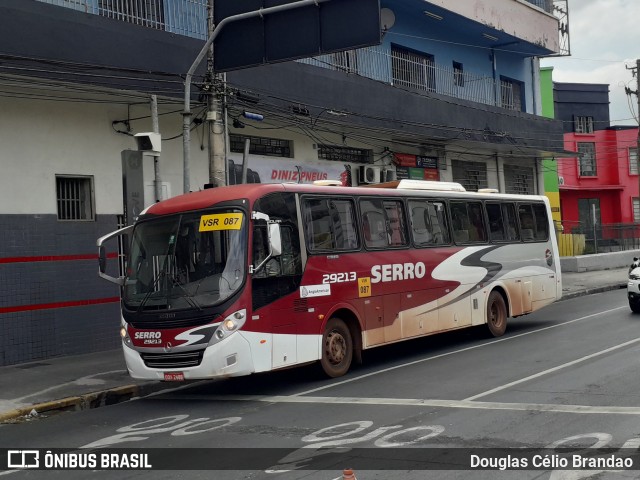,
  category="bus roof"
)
[144,182,549,217]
